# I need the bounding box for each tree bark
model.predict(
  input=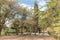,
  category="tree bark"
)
[16,28,19,35]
